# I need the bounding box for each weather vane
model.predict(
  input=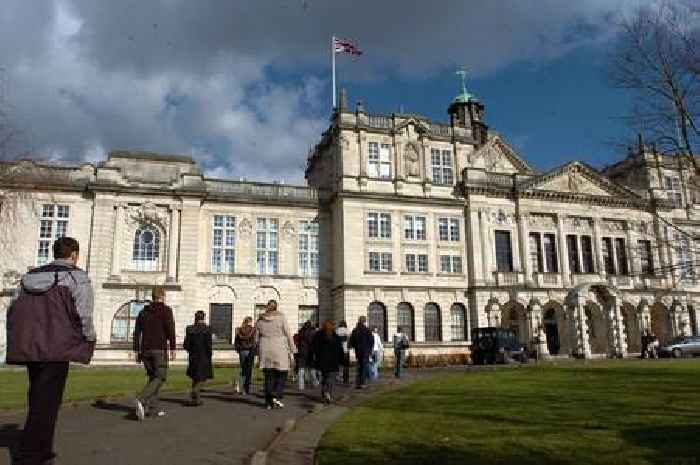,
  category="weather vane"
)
[456,67,468,96]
